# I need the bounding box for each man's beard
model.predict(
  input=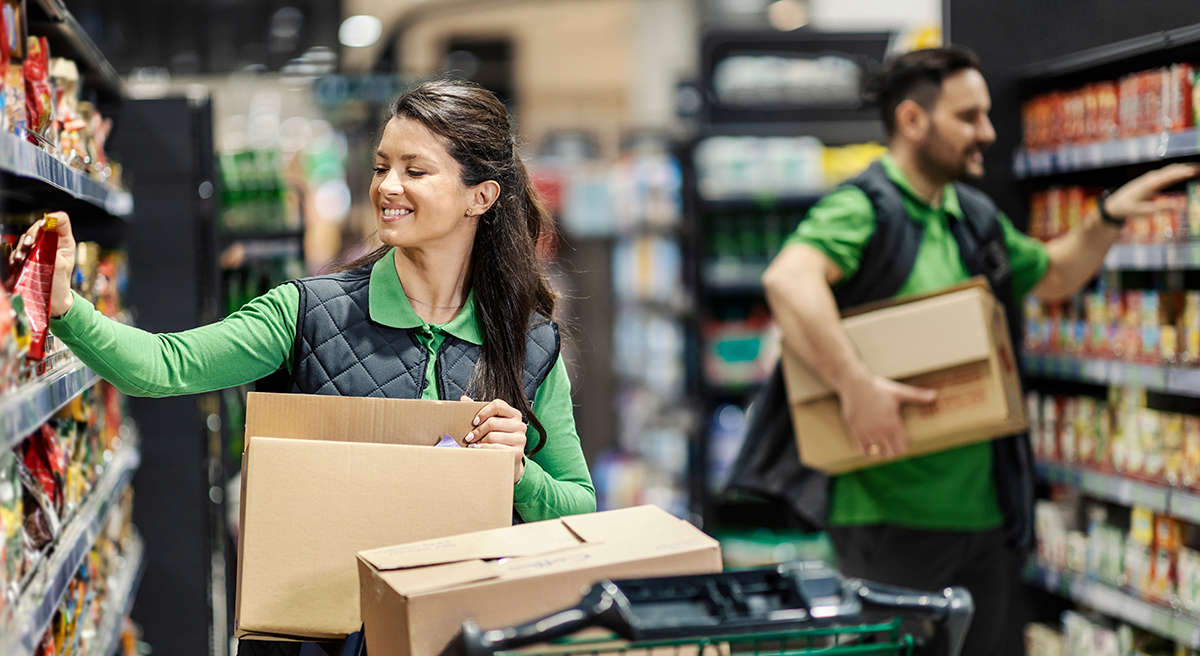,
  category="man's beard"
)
[917,129,988,183]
